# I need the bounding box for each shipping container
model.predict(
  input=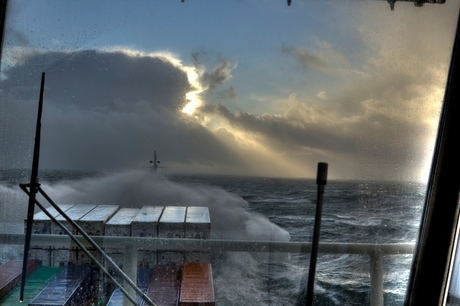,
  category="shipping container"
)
[179,262,215,306]
[106,268,151,305]
[132,206,164,268]
[185,207,210,240]
[0,260,38,300]
[131,206,164,238]
[25,204,75,235]
[144,264,181,306]
[77,205,119,266]
[51,204,97,267]
[105,208,141,276]
[29,264,95,306]
[29,248,52,267]
[52,204,97,236]
[158,207,186,265]
[105,208,141,237]
[78,205,119,236]
[158,206,186,239]
[0,266,63,305]
[185,207,211,263]
[26,204,76,266]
